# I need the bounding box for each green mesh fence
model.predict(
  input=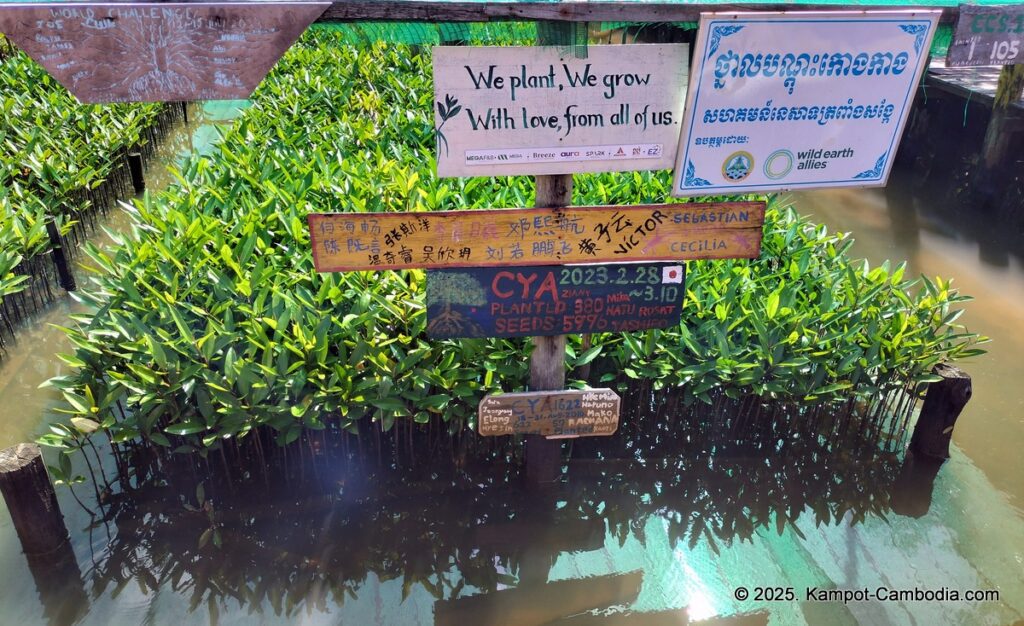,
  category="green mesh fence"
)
[312,20,955,57]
